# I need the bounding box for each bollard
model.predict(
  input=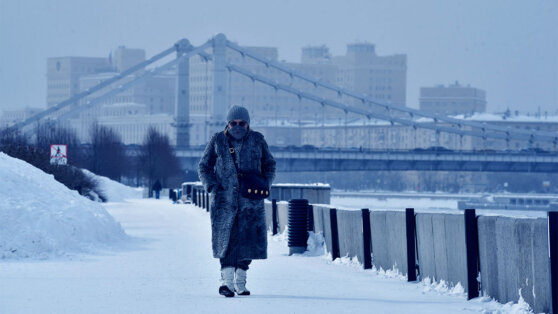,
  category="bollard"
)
[307,204,314,232]
[272,199,278,235]
[202,191,206,209]
[464,209,480,300]
[362,208,372,269]
[205,192,209,212]
[288,199,309,255]
[405,208,417,281]
[330,208,340,260]
[549,211,558,314]
[193,188,197,206]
